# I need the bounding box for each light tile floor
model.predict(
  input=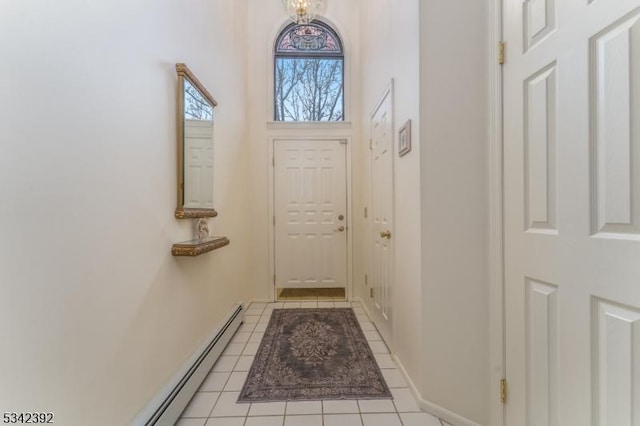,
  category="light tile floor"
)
[176,302,450,426]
